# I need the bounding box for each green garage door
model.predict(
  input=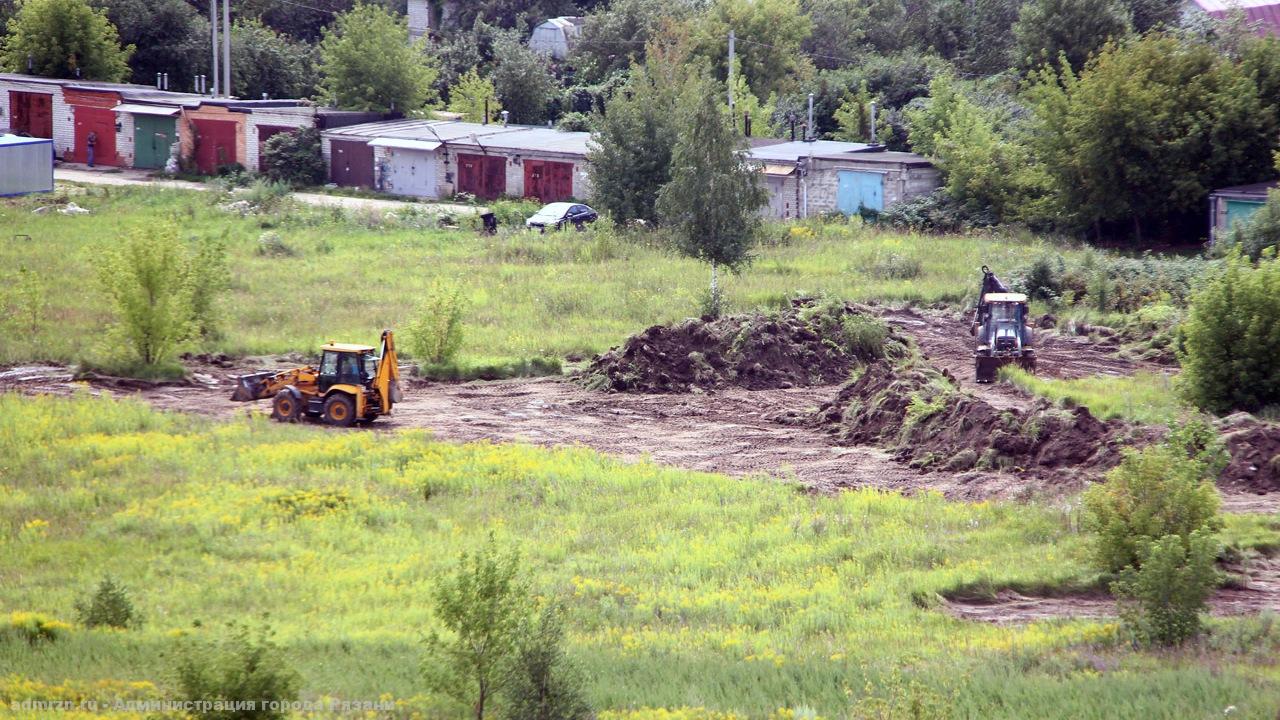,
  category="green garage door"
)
[1226,199,1263,231]
[133,115,176,169]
